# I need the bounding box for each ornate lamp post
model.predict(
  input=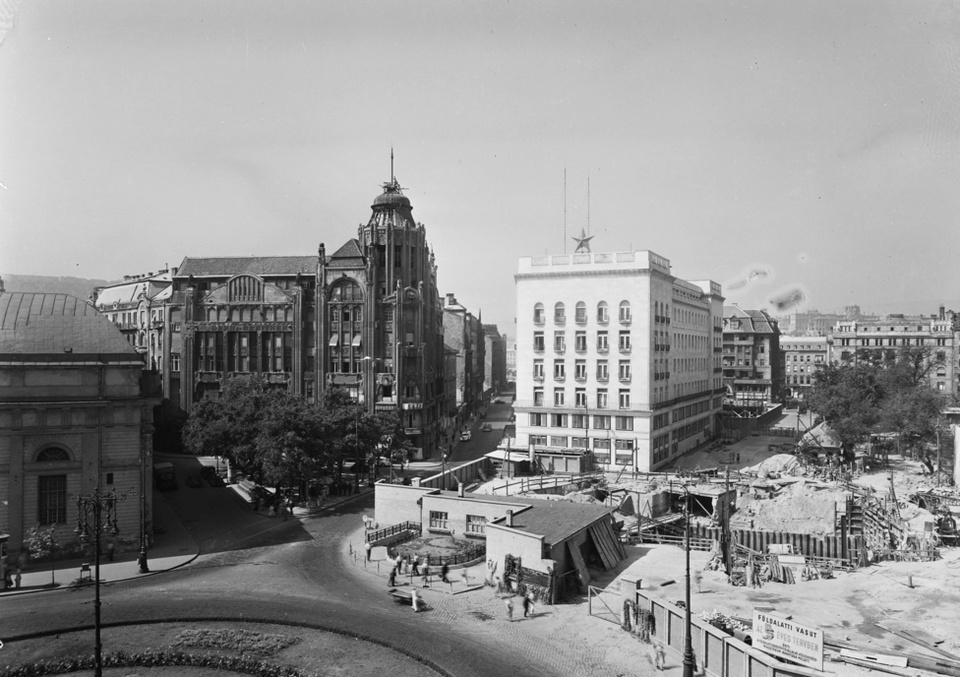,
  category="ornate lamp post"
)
[679,483,695,677]
[75,487,127,677]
